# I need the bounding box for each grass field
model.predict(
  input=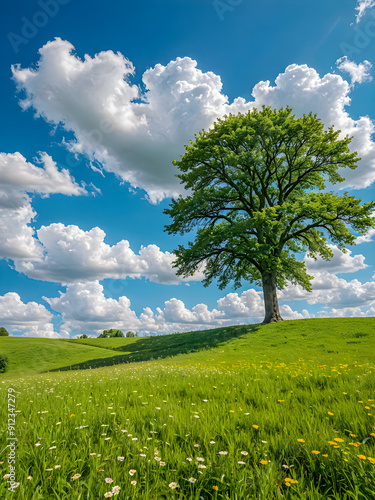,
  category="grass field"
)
[1,318,375,498]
